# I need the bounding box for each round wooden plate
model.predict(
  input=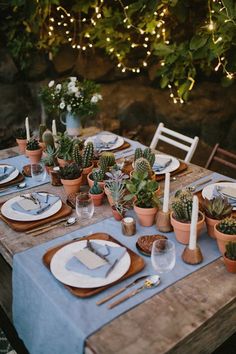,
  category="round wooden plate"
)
[136,234,167,256]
